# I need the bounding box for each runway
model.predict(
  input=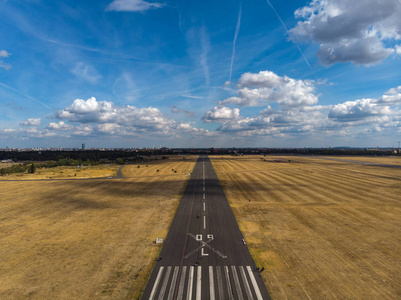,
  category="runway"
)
[141,156,271,299]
